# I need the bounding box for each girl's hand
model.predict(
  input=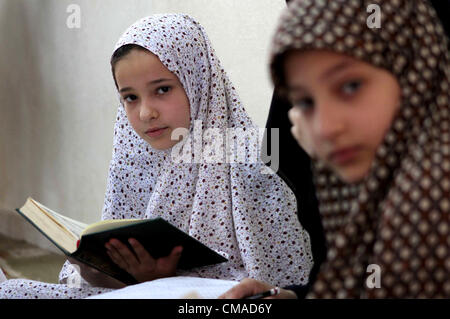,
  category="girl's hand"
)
[218,278,297,299]
[105,238,183,283]
[67,257,126,289]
